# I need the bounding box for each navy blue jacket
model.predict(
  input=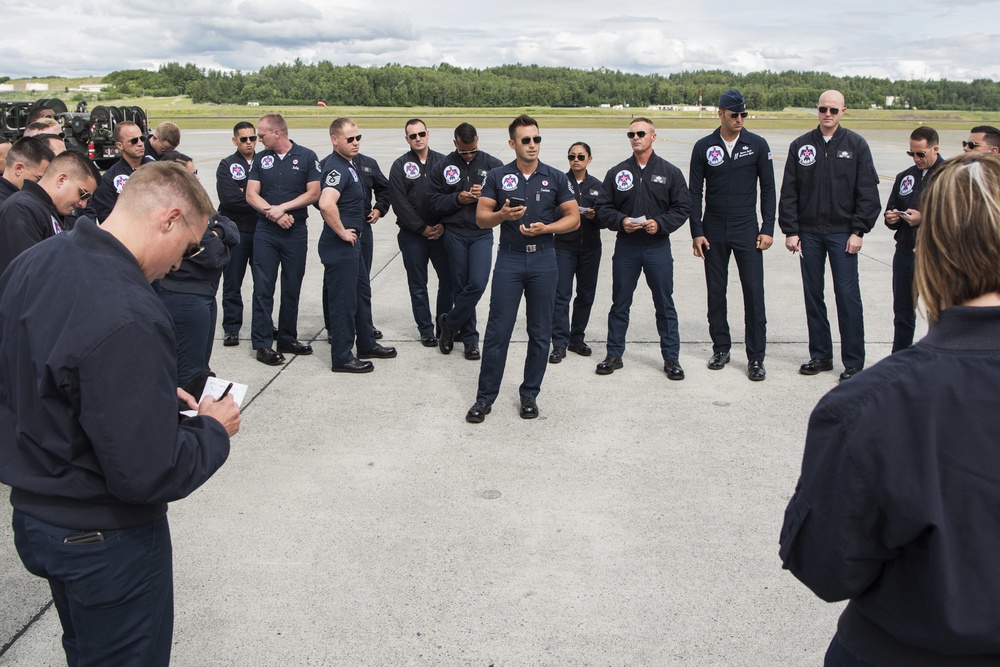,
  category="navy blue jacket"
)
[389,148,445,234]
[93,156,152,222]
[778,126,881,237]
[354,153,390,219]
[481,160,575,250]
[216,151,258,233]
[428,150,503,237]
[555,172,603,252]
[689,128,776,239]
[0,219,230,530]
[0,176,17,206]
[158,213,239,296]
[595,151,691,246]
[143,136,166,161]
[248,141,321,228]
[0,180,64,275]
[884,155,943,256]
[781,305,1000,663]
